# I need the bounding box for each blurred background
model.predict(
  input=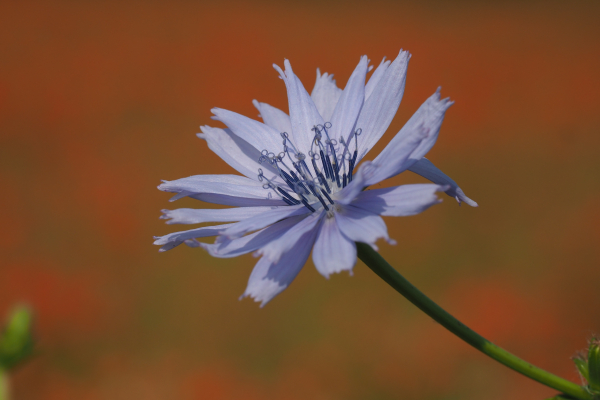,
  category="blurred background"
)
[1,1,599,399]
